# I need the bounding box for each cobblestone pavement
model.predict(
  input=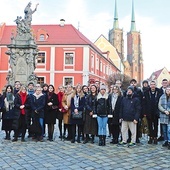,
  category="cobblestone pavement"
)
[0,122,169,170]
